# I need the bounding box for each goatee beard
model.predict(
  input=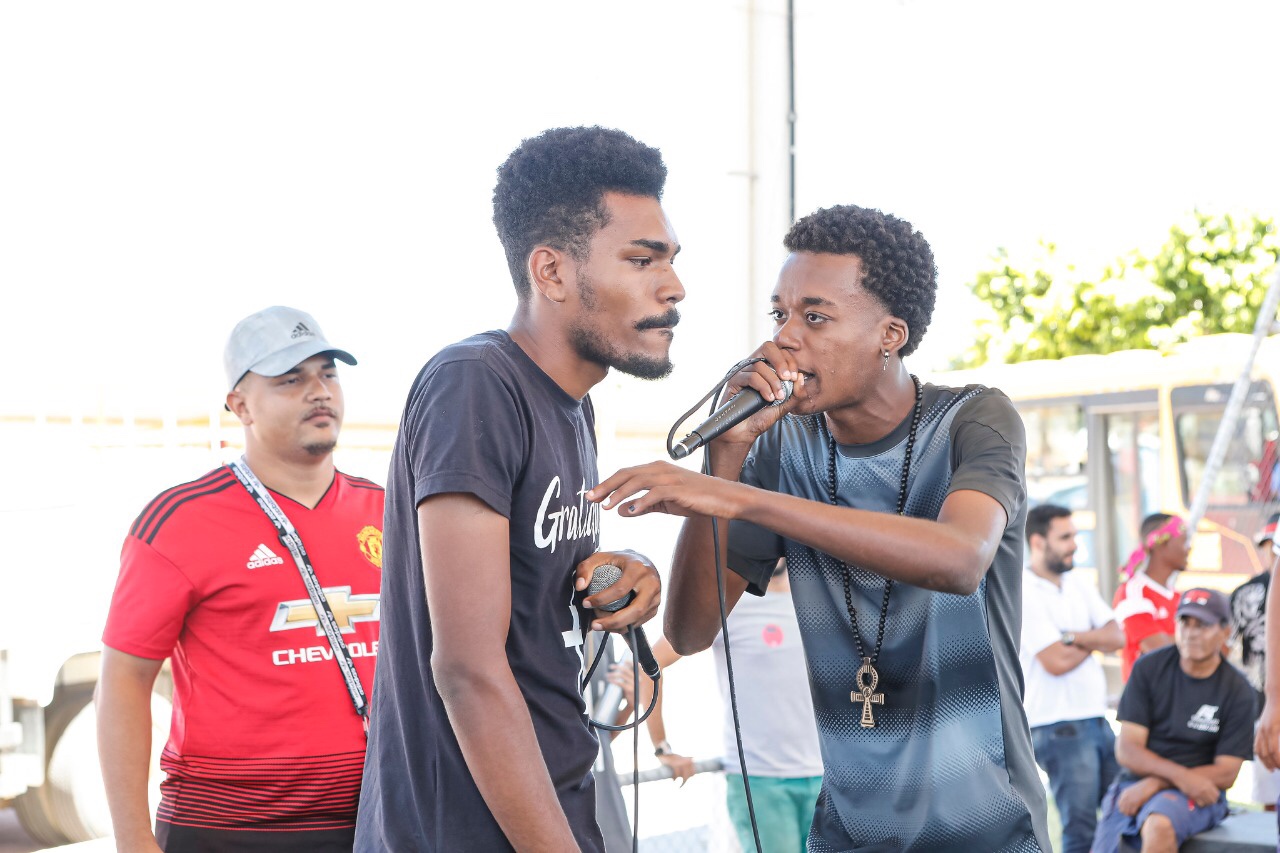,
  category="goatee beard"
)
[569,273,676,380]
[303,440,337,457]
[568,323,674,380]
